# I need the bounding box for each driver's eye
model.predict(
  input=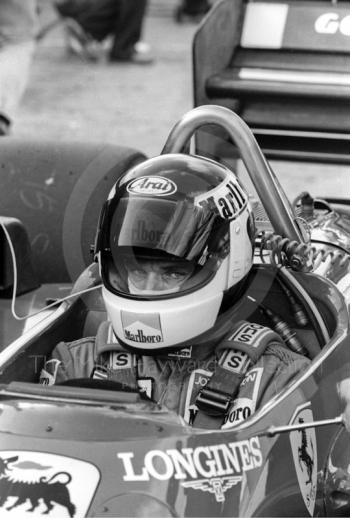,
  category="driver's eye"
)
[163,271,188,281]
